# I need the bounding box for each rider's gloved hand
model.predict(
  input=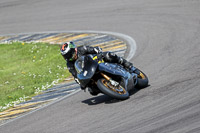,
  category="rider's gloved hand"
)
[94,46,102,54]
[88,87,99,96]
[97,52,103,60]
